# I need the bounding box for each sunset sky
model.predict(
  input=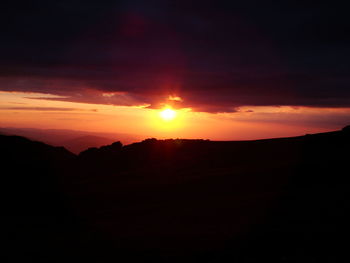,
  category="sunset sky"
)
[1,1,350,141]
